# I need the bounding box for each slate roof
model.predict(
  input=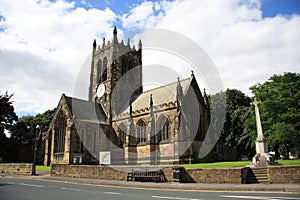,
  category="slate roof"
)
[131,77,192,112]
[63,94,107,123]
